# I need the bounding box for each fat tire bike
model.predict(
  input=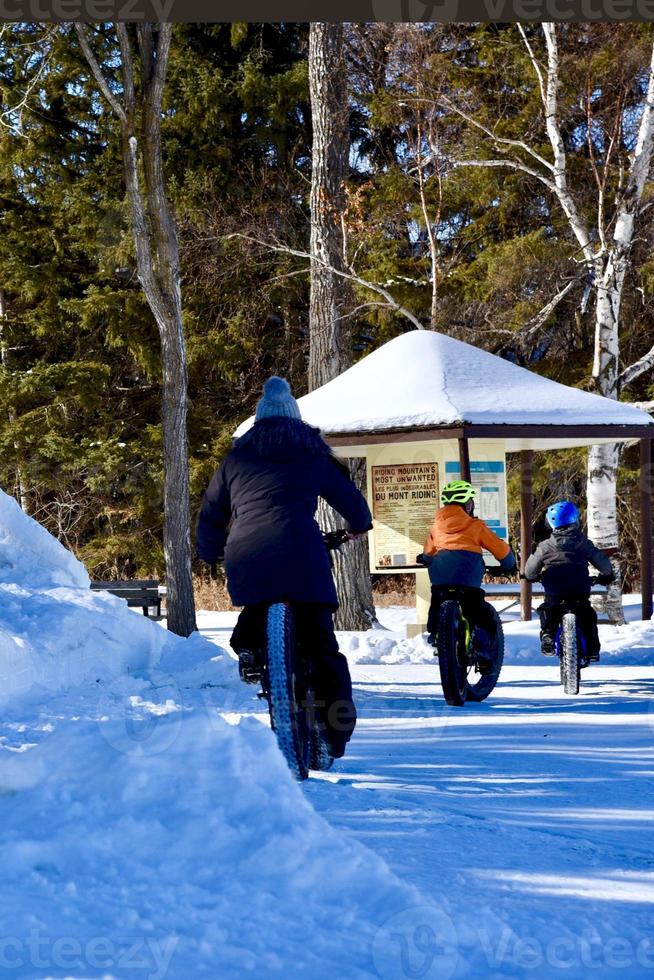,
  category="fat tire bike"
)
[553,577,604,696]
[434,570,506,707]
[245,529,350,782]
